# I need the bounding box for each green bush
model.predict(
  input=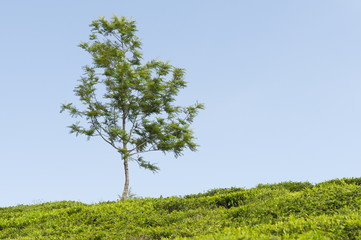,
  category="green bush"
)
[1,177,361,239]
[256,181,313,192]
[315,177,361,187]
